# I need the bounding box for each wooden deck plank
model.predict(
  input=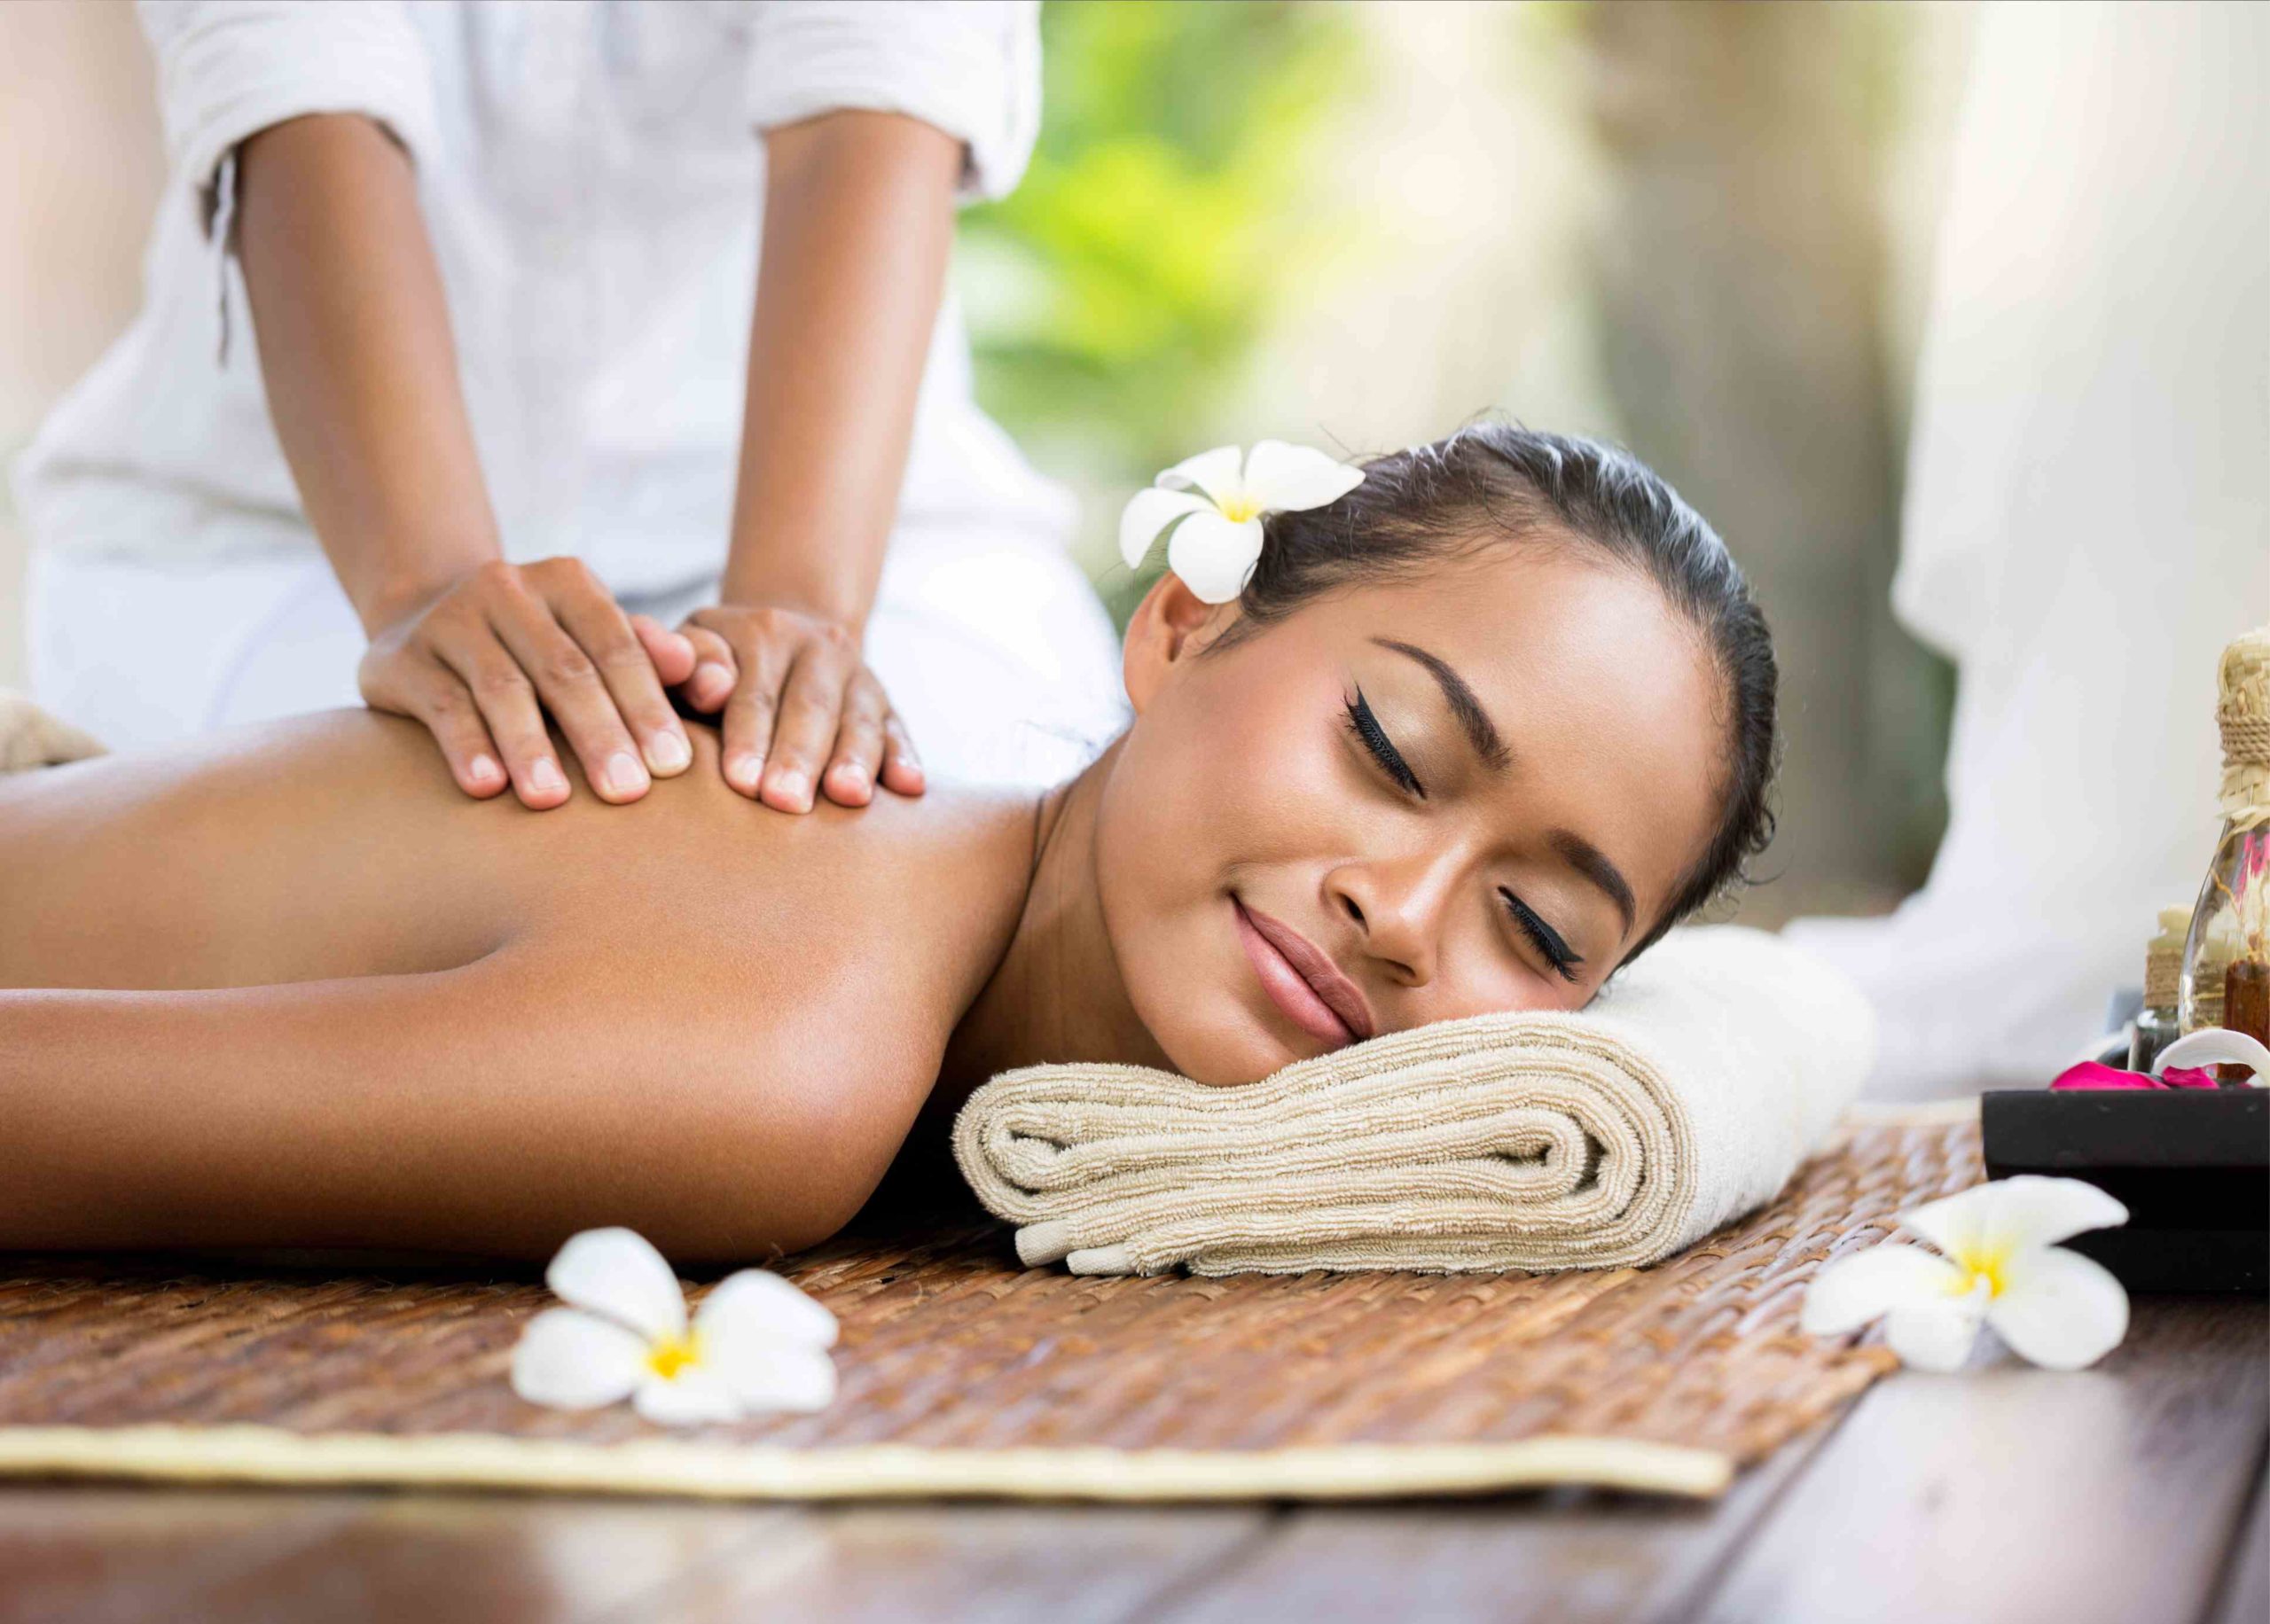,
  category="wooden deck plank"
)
[0,1487,365,1624]
[1694,1300,2270,1624]
[604,1505,1272,1624]
[2211,1463,2269,1624]
[0,1489,800,1624]
[201,1497,803,1624]
[1146,1428,1828,1624]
